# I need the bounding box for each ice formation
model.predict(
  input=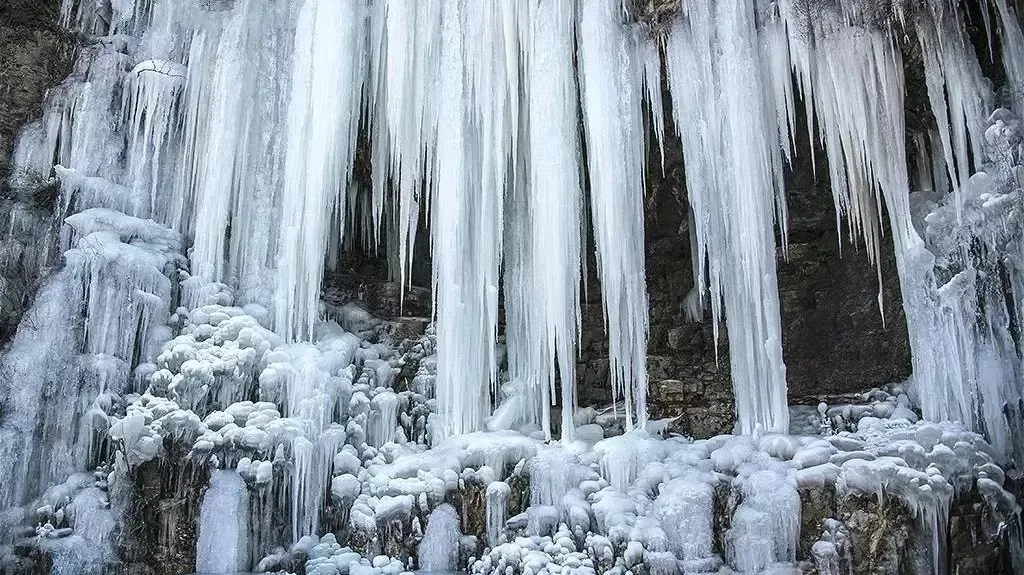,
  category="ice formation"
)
[9,0,1024,445]
[419,503,462,571]
[196,470,250,573]
[1,0,1024,573]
